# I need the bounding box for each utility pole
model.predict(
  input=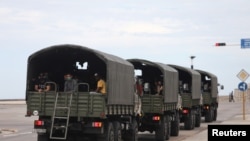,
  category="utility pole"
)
[190,56,195,69]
